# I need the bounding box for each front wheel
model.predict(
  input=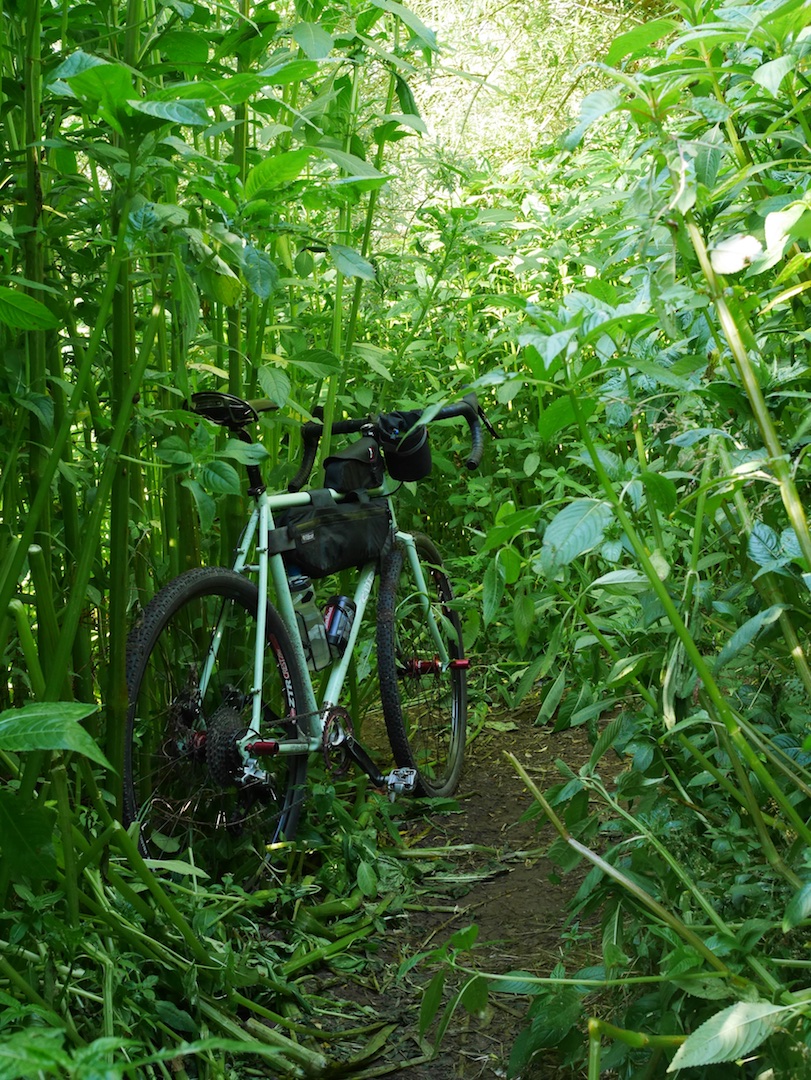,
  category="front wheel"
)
[124,567,307,880]
[377,534,467,798]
